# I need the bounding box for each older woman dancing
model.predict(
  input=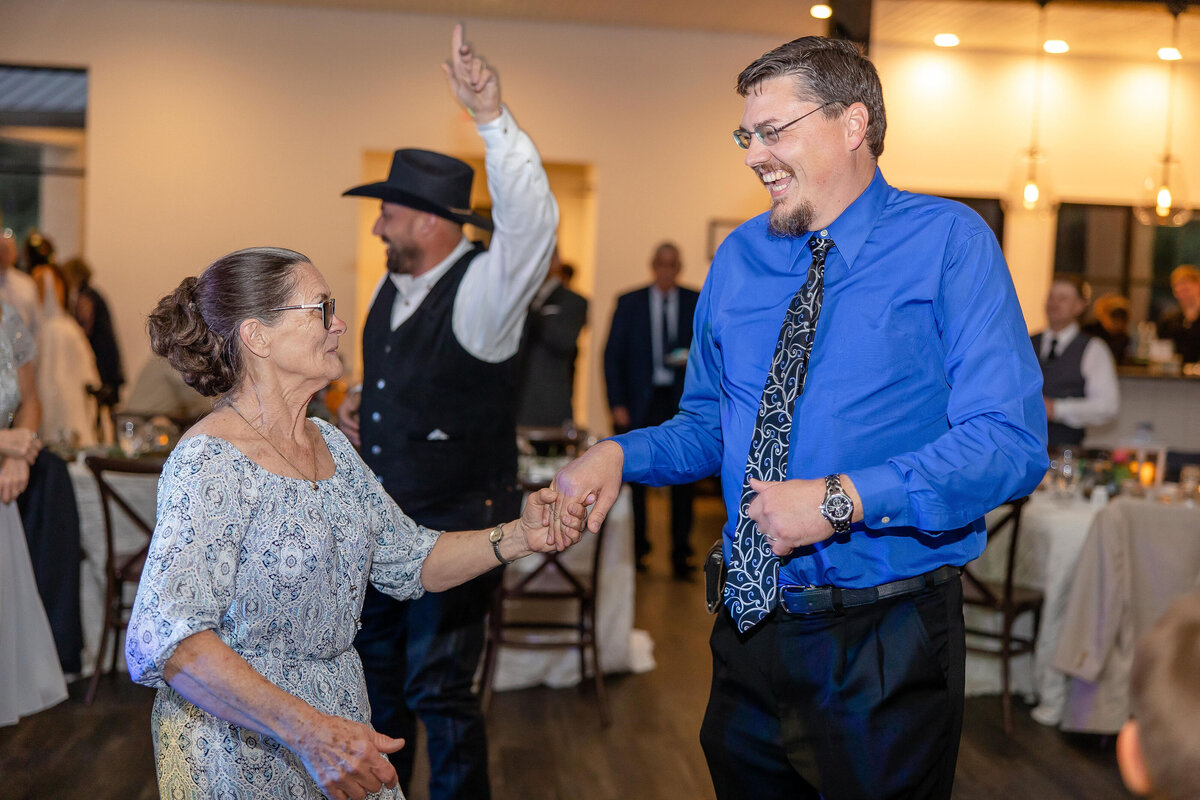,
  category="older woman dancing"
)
[126,247,575,800]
